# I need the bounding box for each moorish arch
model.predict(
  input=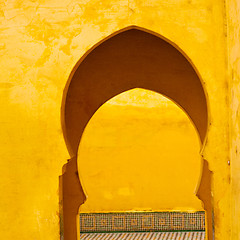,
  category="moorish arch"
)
[61,26,211,240]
